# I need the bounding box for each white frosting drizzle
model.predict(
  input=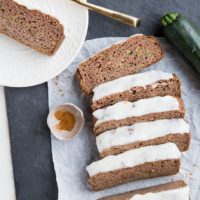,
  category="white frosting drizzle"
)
[93,96,180,126]
[96,119,189,153]
[93,71,173,101]
[130,186,189,200]
[86,143,181,177]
